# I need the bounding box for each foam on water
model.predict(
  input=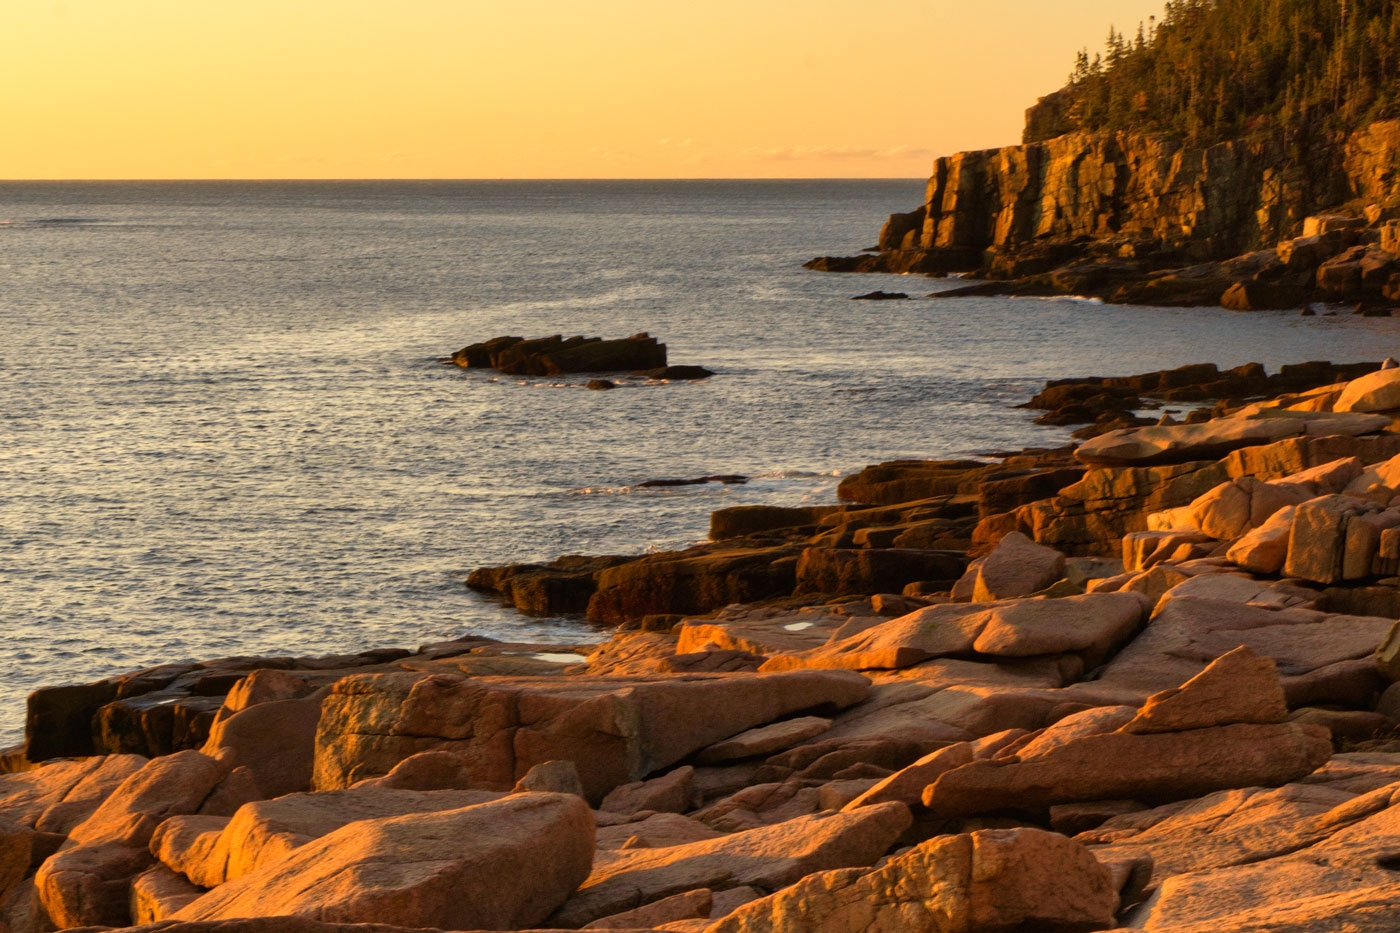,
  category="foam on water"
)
[2,179,1398,745]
